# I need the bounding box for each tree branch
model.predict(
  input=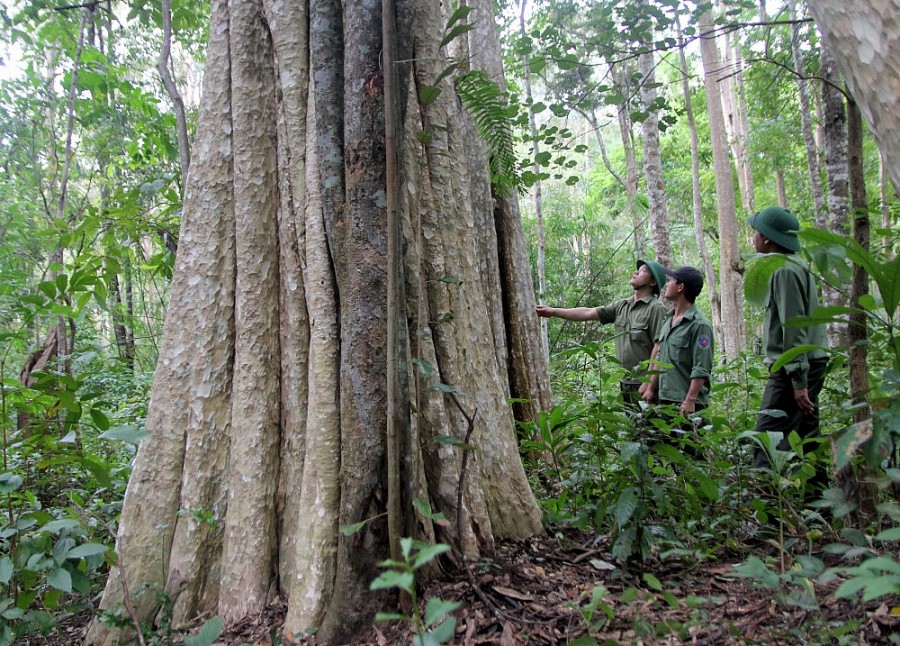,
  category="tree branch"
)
[157,0,192,190]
